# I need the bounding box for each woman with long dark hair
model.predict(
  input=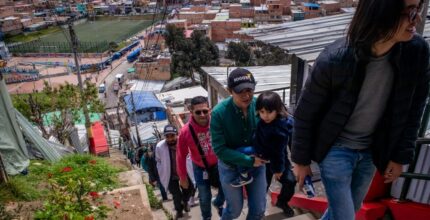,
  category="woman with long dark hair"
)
[292,0,429,219]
